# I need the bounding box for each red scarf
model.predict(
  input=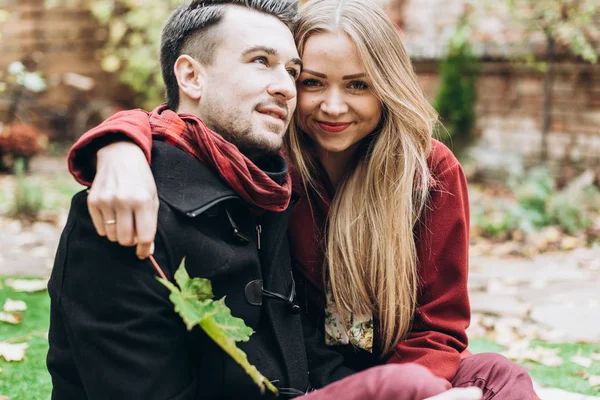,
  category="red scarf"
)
[149,104,292,212]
